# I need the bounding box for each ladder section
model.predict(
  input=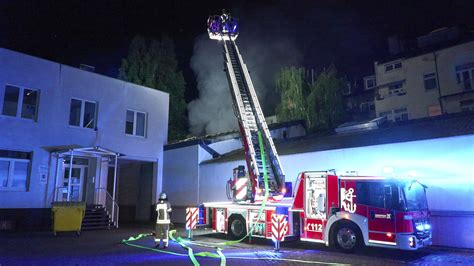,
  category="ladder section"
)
[222,40,285,197]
